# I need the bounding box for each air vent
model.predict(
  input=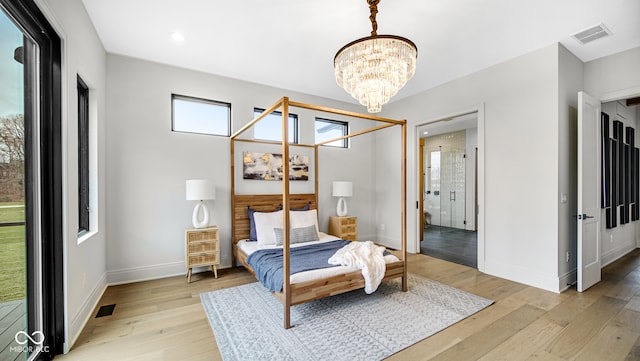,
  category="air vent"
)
[572,23,612,45]
[95,304,116,318]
